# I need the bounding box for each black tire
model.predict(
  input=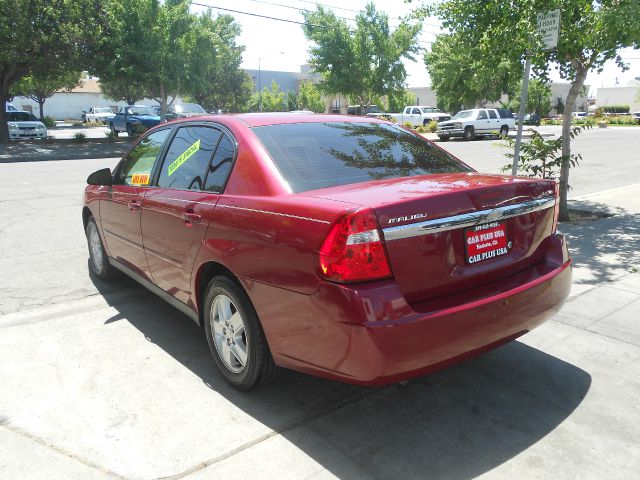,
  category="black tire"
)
[464,126,475,141]
[126,123,134,137]
[500,125,509,137]
[438,135,450,142]
[85,217,116,280]
[203,275,278,390]
[109,123,118,136]
[423,119,429,126]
